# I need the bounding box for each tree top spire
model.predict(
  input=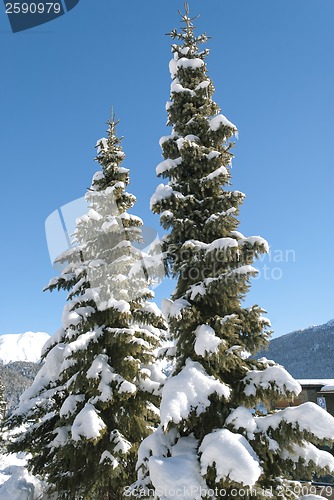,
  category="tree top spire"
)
[178,2,198,36]
[168,3,209,53]
[106,108,120,136]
